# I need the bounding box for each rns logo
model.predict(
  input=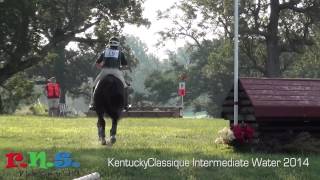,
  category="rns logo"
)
[5,152,80,169]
